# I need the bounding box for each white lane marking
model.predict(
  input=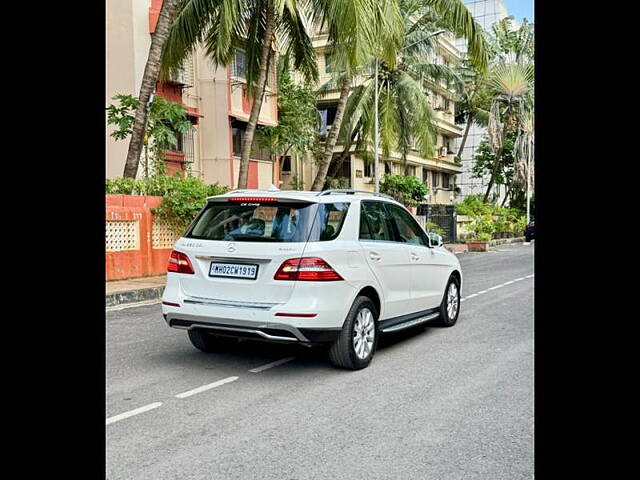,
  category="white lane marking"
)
[462,275,534,303]
[175,376,238,399]
[249,356,296,373]
[106,402,163,425]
